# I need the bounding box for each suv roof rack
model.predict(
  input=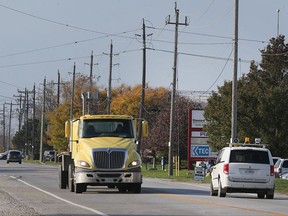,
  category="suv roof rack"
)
[227,142,268,148]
